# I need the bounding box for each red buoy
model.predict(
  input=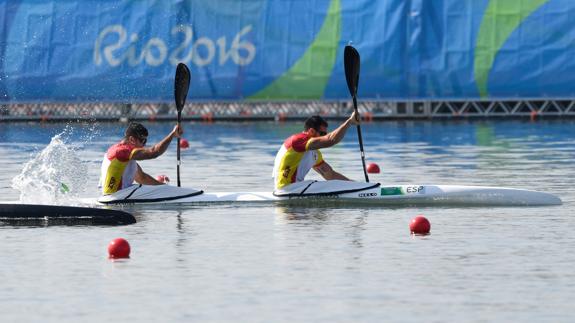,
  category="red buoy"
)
[367,163,380,174]
[180,138,190,149]
[409,216,431,235]
[156,174,170,183]
[108,238,131,259]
